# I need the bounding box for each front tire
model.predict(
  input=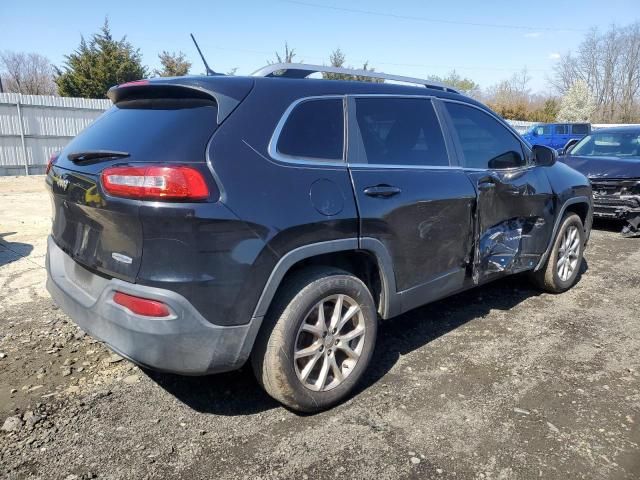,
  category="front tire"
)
[251,267,378,412]
[530,213,585,293]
